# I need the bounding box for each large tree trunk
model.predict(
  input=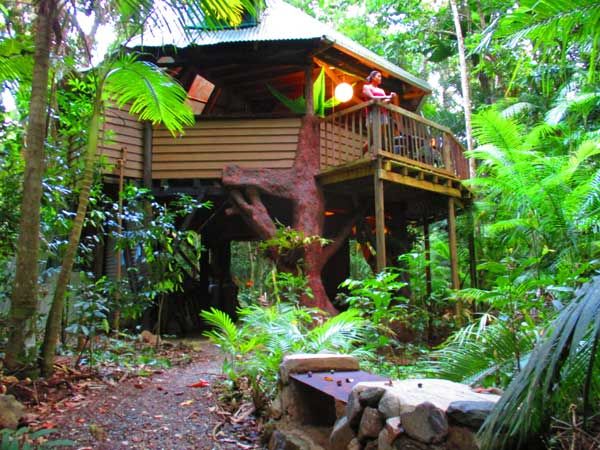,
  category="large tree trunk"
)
[223,115,357,314]
[449,0,476,178]
[5,0,56,373]
[40,99,102,376]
